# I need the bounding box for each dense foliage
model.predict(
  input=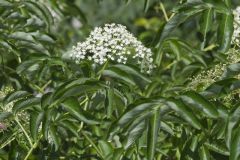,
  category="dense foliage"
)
[1,0,240,159]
